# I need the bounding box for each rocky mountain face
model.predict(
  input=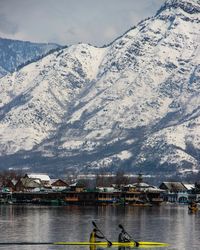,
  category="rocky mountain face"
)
[0,38,61,78]
[0,0,199,177]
